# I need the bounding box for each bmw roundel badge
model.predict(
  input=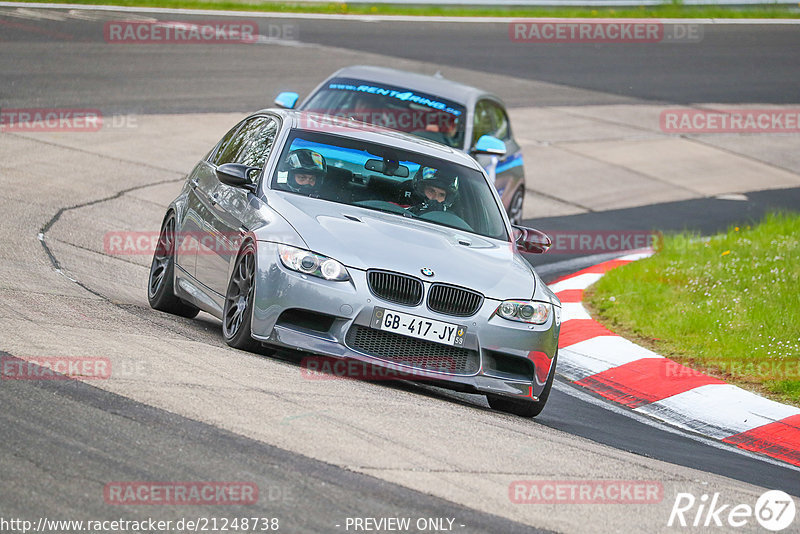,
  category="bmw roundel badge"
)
[421,268,434,277]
